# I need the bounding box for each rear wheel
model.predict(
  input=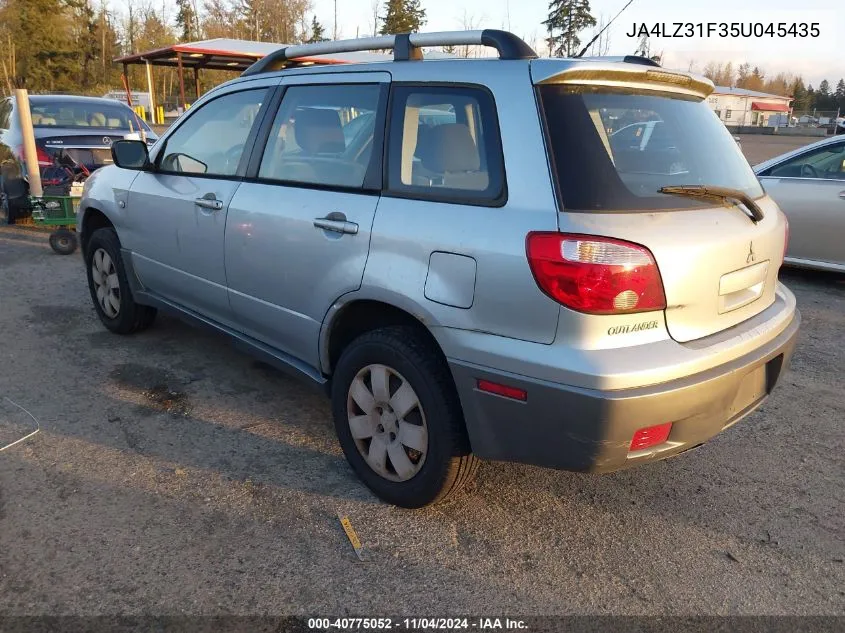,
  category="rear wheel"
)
[331,326,479,508]
[85,228,156,334]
